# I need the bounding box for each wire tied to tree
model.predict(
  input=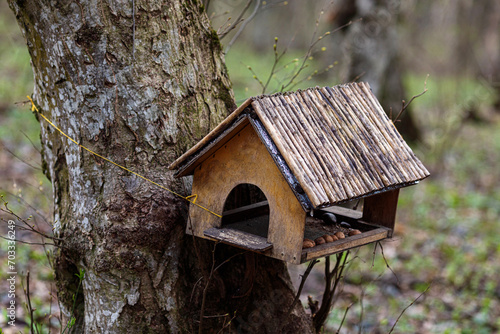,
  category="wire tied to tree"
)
[26,95,222,218]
